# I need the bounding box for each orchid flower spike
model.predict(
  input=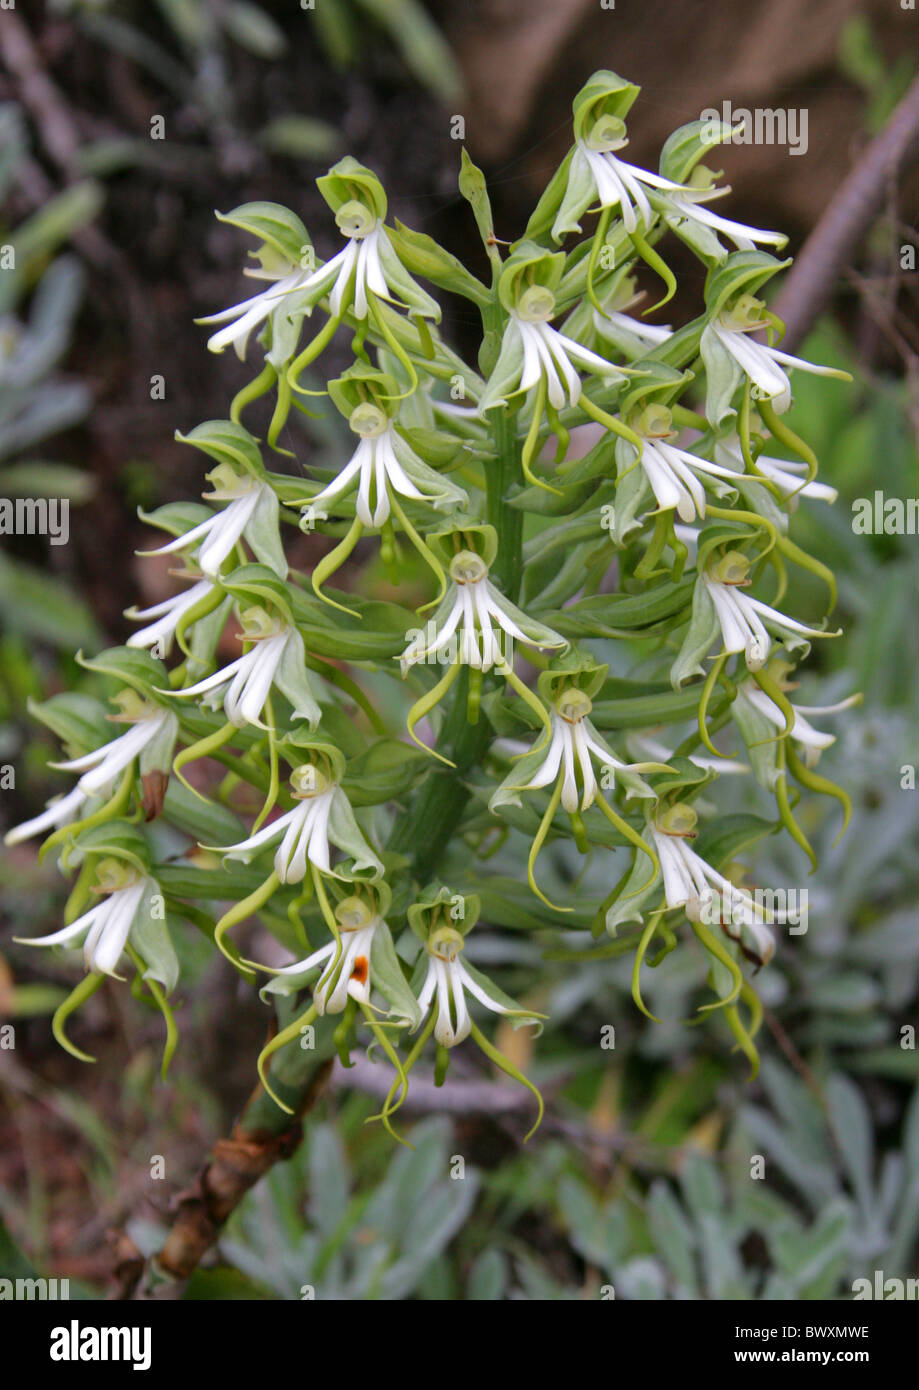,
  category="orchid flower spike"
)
[657,180,788,258]
[296,202,437,323]
[566,114,687,237]
[715,438,838,504]
[4,693,177,846]
[736,679,860,768]
[416,926,528,1046]
[480,282,625,415]
[210,763,382,883]
[125,573,218,655]
[199,264,311,359]
[492,687,658,815]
